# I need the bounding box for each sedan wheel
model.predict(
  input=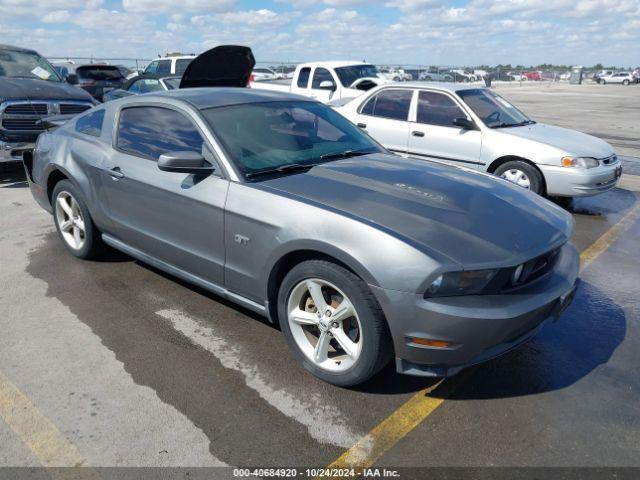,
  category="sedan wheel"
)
[287,278,362,372]
[55,191,86,250]
[500,169,531,189]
